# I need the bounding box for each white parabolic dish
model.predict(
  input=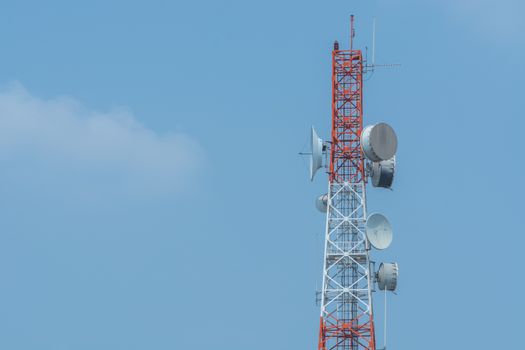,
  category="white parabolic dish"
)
[316,194,328,213]
[361,123,398,162]
[365,213,393,250]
